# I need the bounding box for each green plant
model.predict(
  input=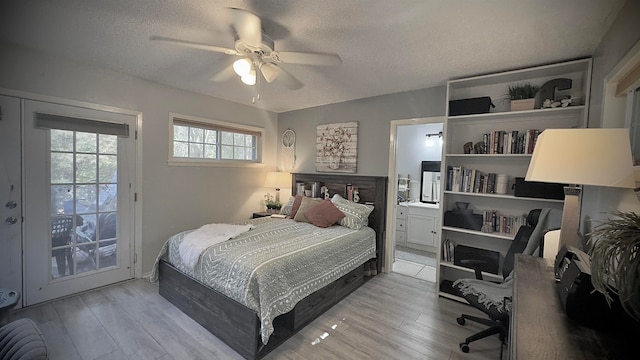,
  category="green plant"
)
[506,83,541,100]
[589,211,640,323]
[264,193,282,210]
